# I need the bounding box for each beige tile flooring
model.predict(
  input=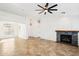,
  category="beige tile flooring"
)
[0,37,79,56]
